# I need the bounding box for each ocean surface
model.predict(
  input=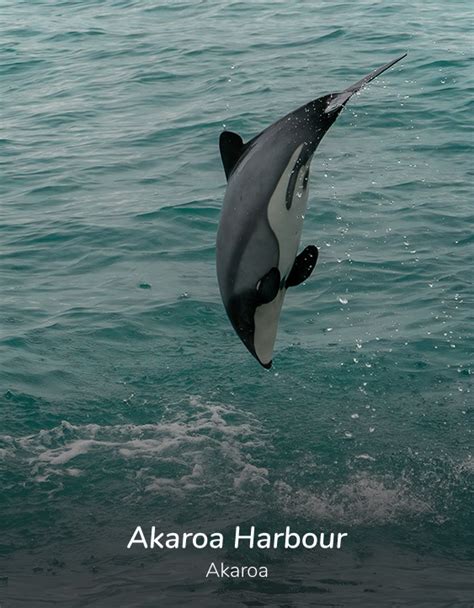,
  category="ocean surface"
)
[1,1,473,606]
